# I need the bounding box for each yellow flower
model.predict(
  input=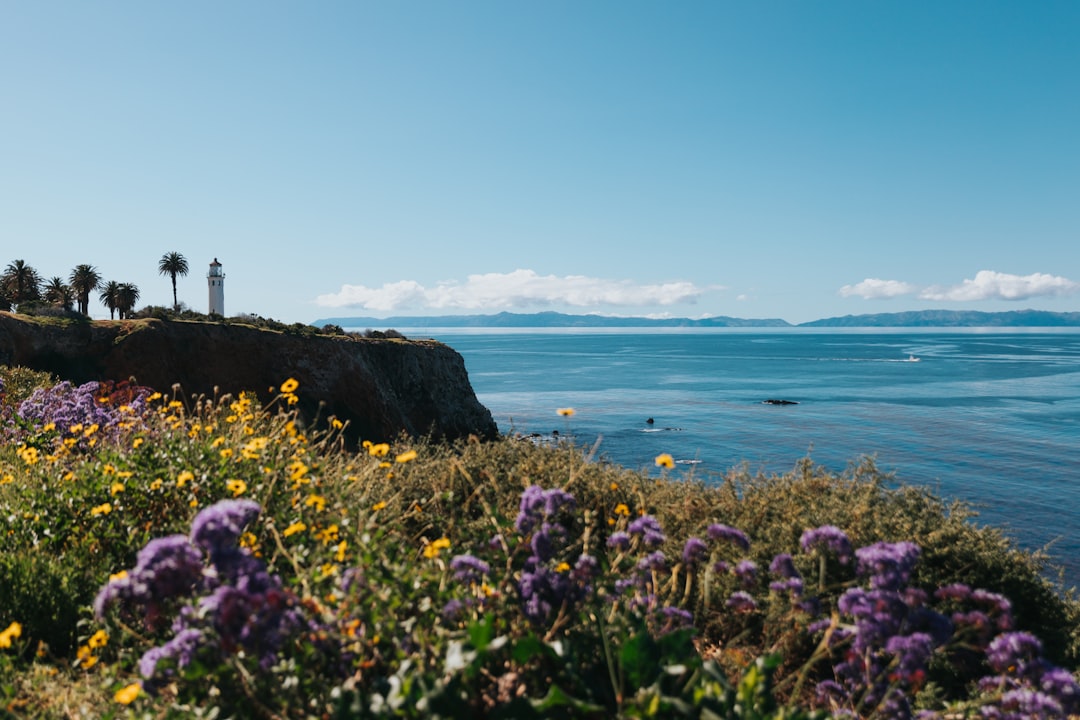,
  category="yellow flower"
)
[69,423,83,434]
[109,570,129,582]
[368,443,390,458]
[372,501,387,512]
[285,393,298,405]
[331,418,344,430]
[614,503,630,517]
[226,479,248,497]
[102,463,116,475]
[220,448,234,459]
[84,423,100,436]
[240,531,258,549]
[423,537,451,559]
[0,473,13,485]
[189,498,199,507]
[335,540,348,562]
[116,470,133,479]
[555,562,571,573]
[610,482,619,491]
[42,422,56,432]
[395,450,418,464]
[76,644,98,669]
[280,378,299,393]
[305,494,327,512]
[88,630,109,650]
[114,682,141,704]
[283,522,307,537]
[148,391,162,401]
[655,453,675,469]
[317,524,339,544]
[133,437,145,448]
[168,400,183,410]
[177,470,194,488]
[17,445,39,465]
[150,478,163,491]
[557,407,575,417]
[0,622,22,648]
[288,460,309,481]
[91,503,113,516]
[110,482,125,496]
